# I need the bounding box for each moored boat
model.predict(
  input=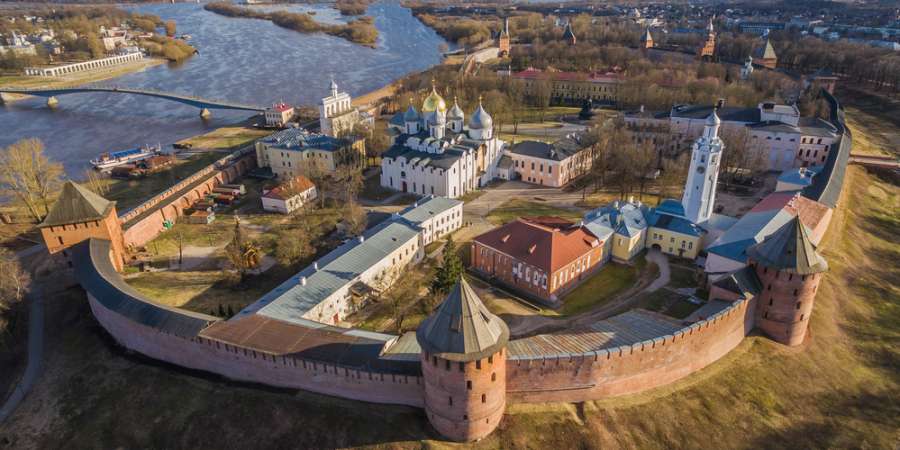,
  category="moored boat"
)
[90,144,162,171]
